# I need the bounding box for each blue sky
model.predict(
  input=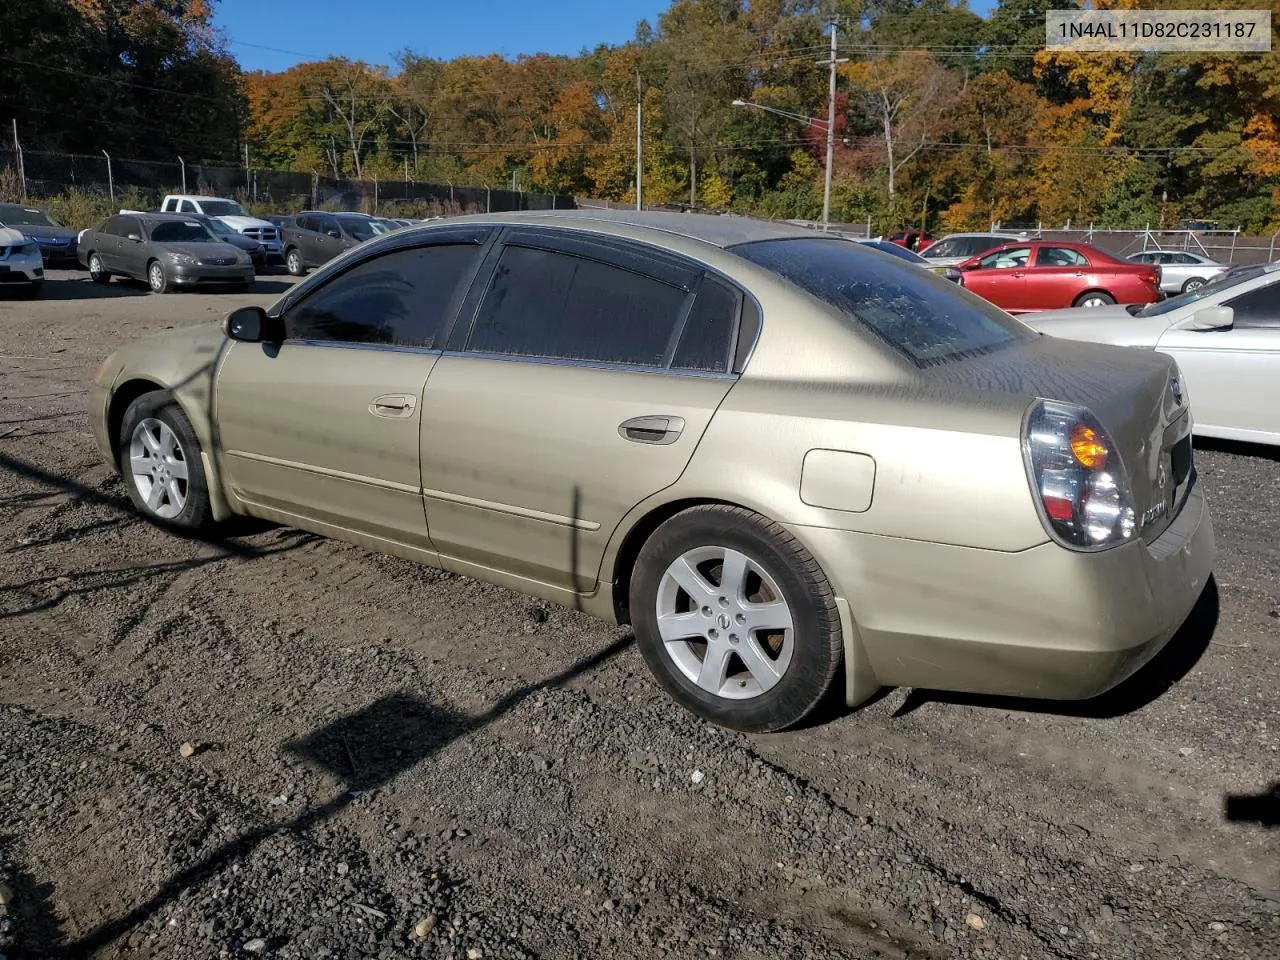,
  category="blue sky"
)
[216,0,999,73]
